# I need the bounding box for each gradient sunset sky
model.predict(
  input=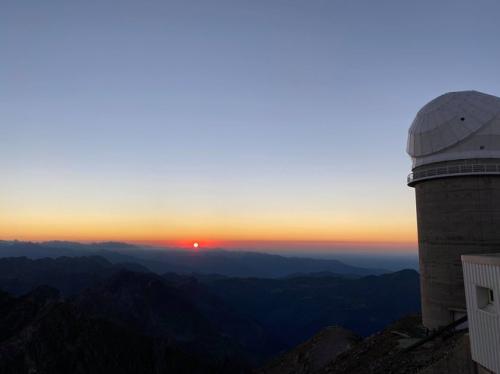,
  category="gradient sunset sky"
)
[2,0,500,253]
